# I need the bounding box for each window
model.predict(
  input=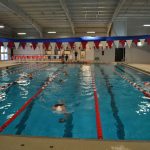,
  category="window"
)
[0,46,9,60]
